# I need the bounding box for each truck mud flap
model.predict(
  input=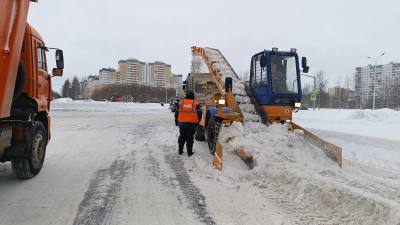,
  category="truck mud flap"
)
[0,125,12,158]
[290,122,342,167]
